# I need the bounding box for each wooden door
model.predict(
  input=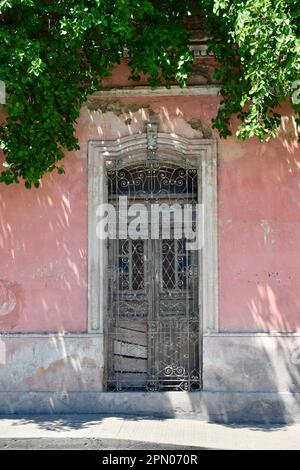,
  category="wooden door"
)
[106,163,200,391]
